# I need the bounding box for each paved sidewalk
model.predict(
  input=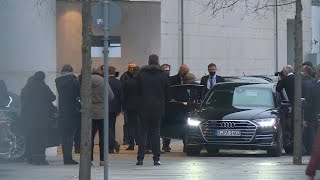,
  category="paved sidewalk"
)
[0,145,319,180]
